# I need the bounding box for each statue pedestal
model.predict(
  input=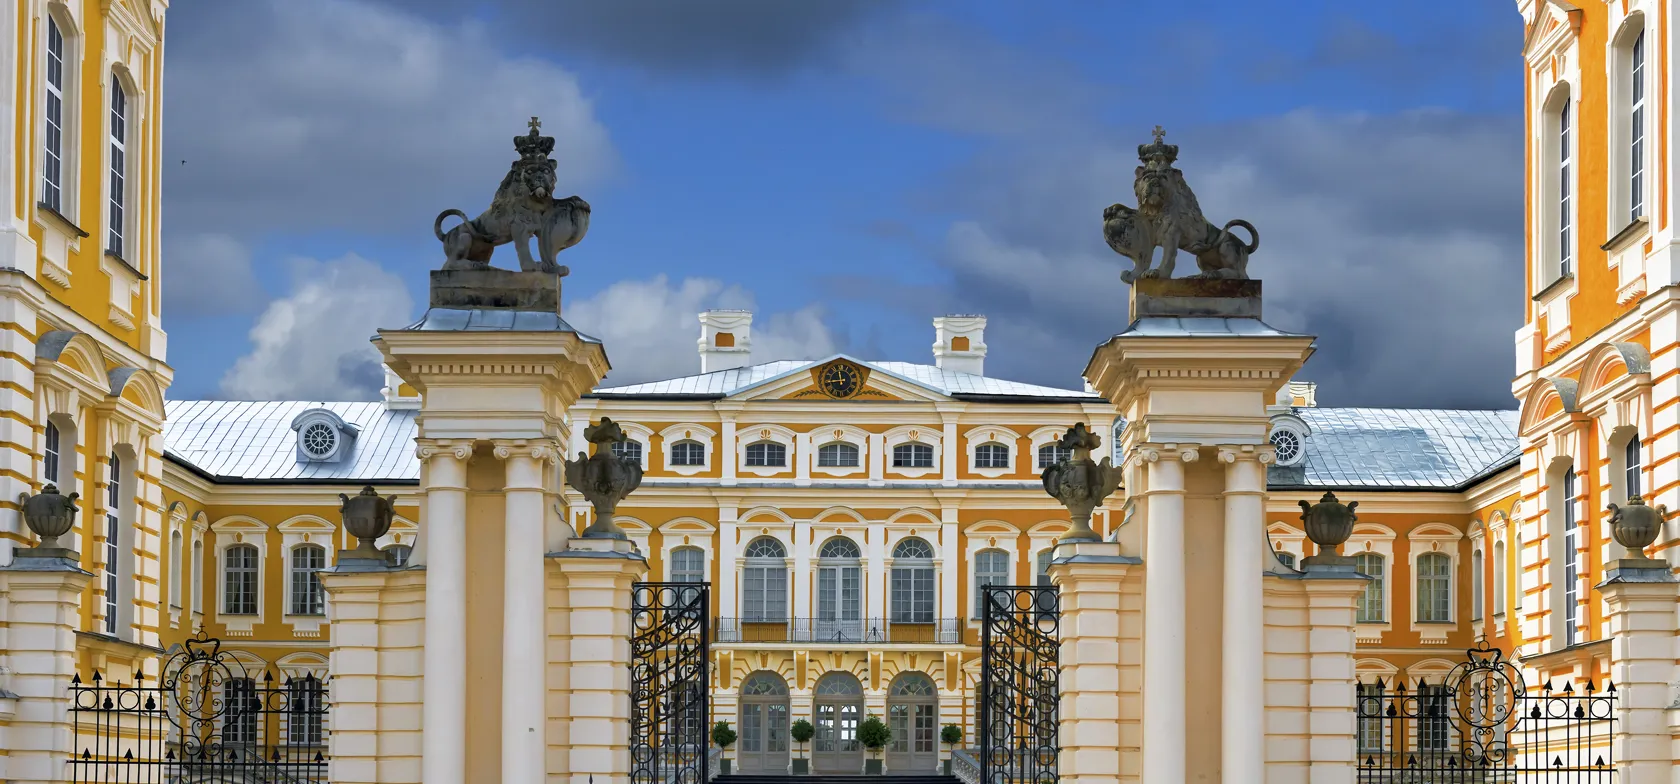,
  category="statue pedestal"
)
[430,269,563,313]
[1128,278,1262,320]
